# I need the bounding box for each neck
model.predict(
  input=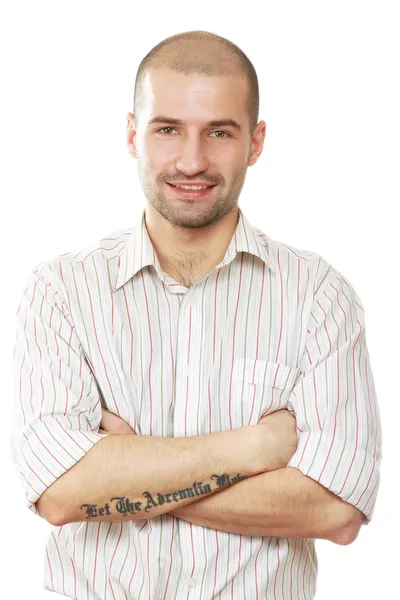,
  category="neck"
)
[144,203,240,282]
